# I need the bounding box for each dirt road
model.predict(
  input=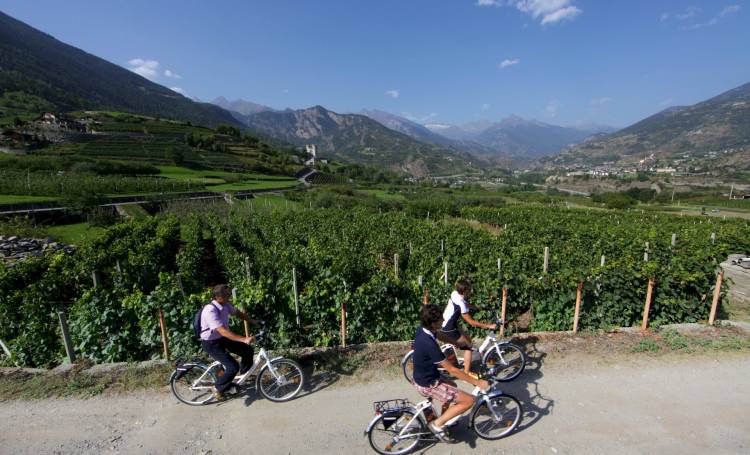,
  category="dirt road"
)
[2,352,749,454]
